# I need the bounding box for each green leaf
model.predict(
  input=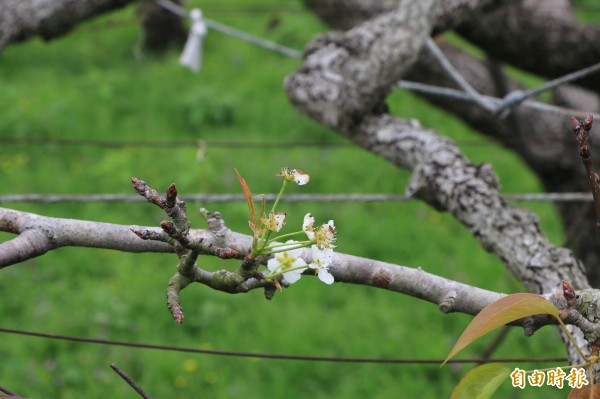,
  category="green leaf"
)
[443,293,559,366]
[451,363,511,399]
